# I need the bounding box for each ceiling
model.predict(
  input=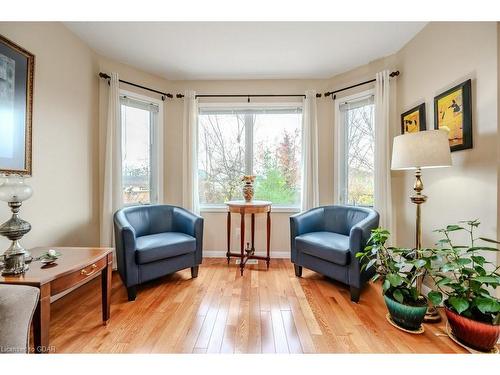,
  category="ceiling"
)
[65,22,427,80]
